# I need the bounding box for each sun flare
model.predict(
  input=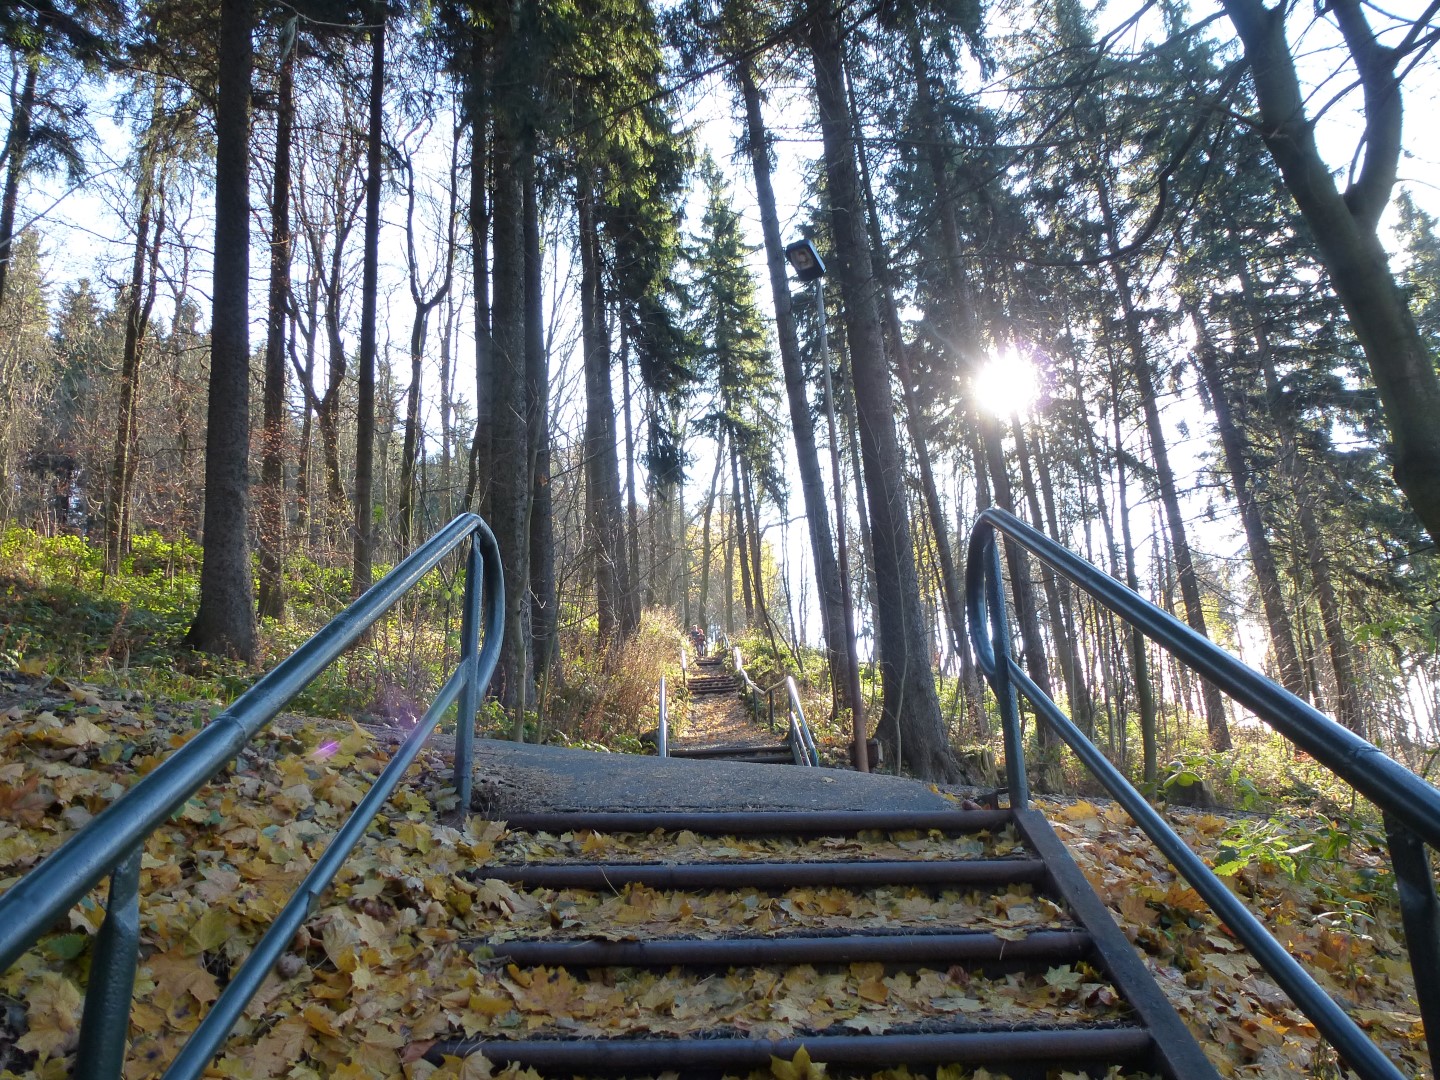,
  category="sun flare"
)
[973,350,1041,419]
